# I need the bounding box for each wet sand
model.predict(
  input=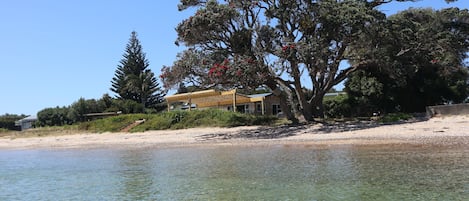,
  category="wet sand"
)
[1,115,468,150]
